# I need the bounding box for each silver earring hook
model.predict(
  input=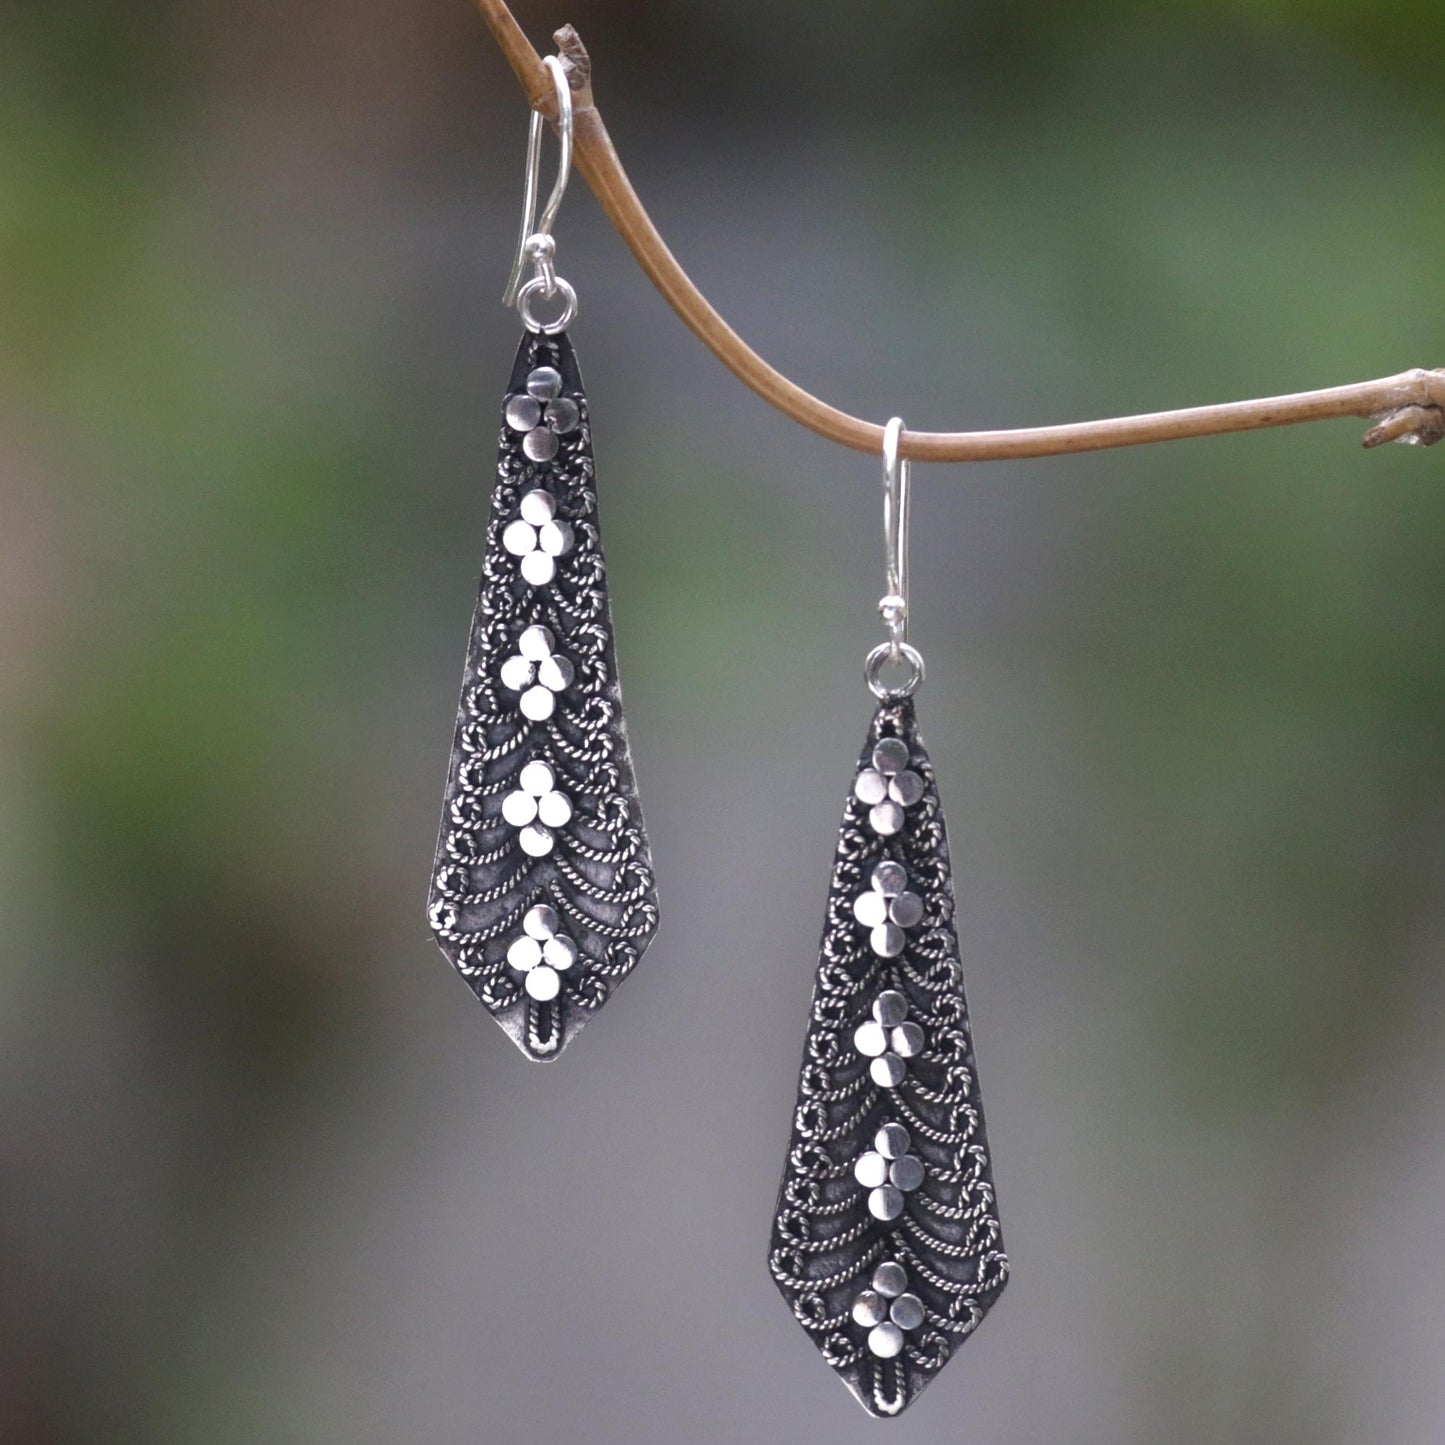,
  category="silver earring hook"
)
[503,55,578,333]
[880,417,910,653]
[866,417,925,700]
